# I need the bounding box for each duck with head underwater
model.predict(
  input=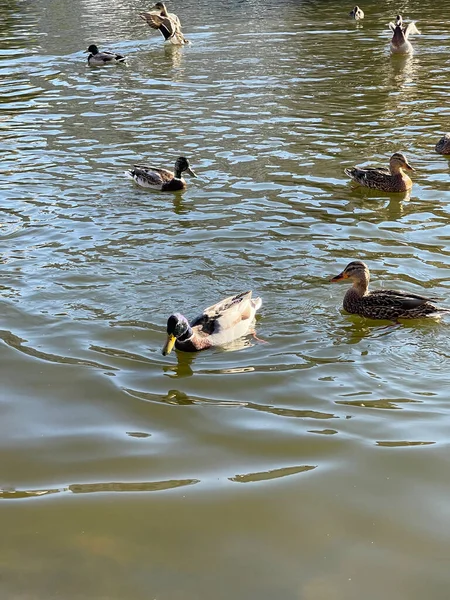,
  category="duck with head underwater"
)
[86,44,126,66]
[127,156,197,191]
[162,291,262,355]
[389,14,420,53]
[330,260,450,321]
[345,152,415,192]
